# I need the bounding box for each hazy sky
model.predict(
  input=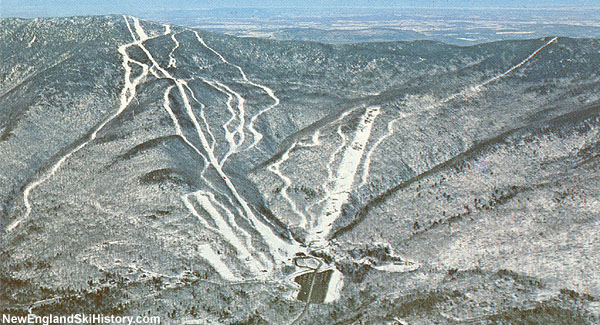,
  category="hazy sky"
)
[2,0,597,17]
